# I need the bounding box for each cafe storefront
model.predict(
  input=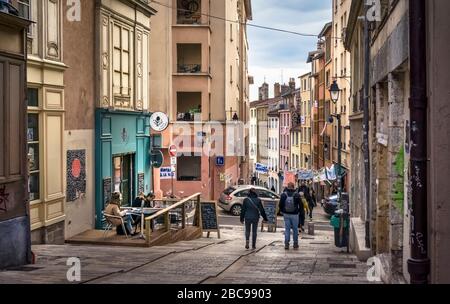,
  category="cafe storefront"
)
[95,109,153,229]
